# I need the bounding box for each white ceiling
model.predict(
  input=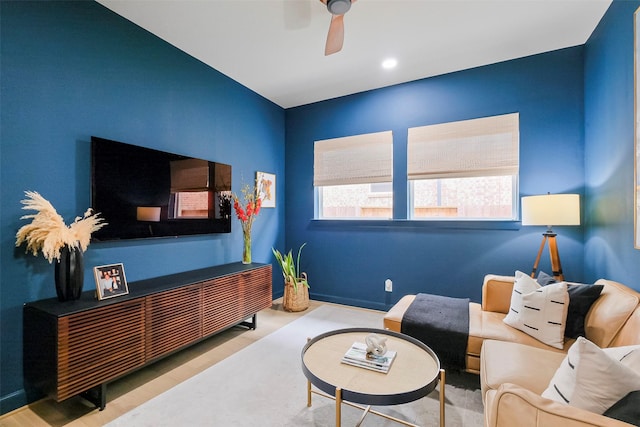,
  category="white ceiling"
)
[96,0,612,109]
